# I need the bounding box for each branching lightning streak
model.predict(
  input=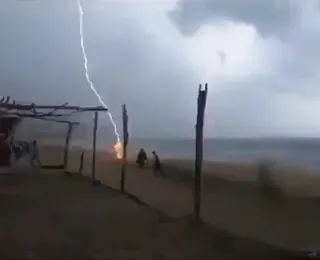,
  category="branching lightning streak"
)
[76,0,121,147]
